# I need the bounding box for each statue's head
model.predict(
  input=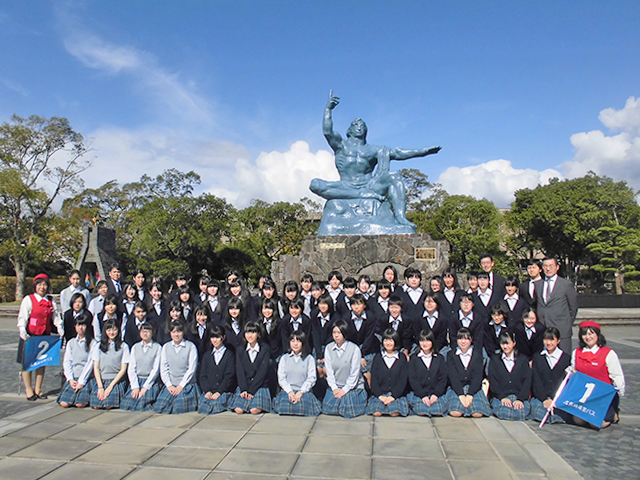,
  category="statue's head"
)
[347,118,368,140]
